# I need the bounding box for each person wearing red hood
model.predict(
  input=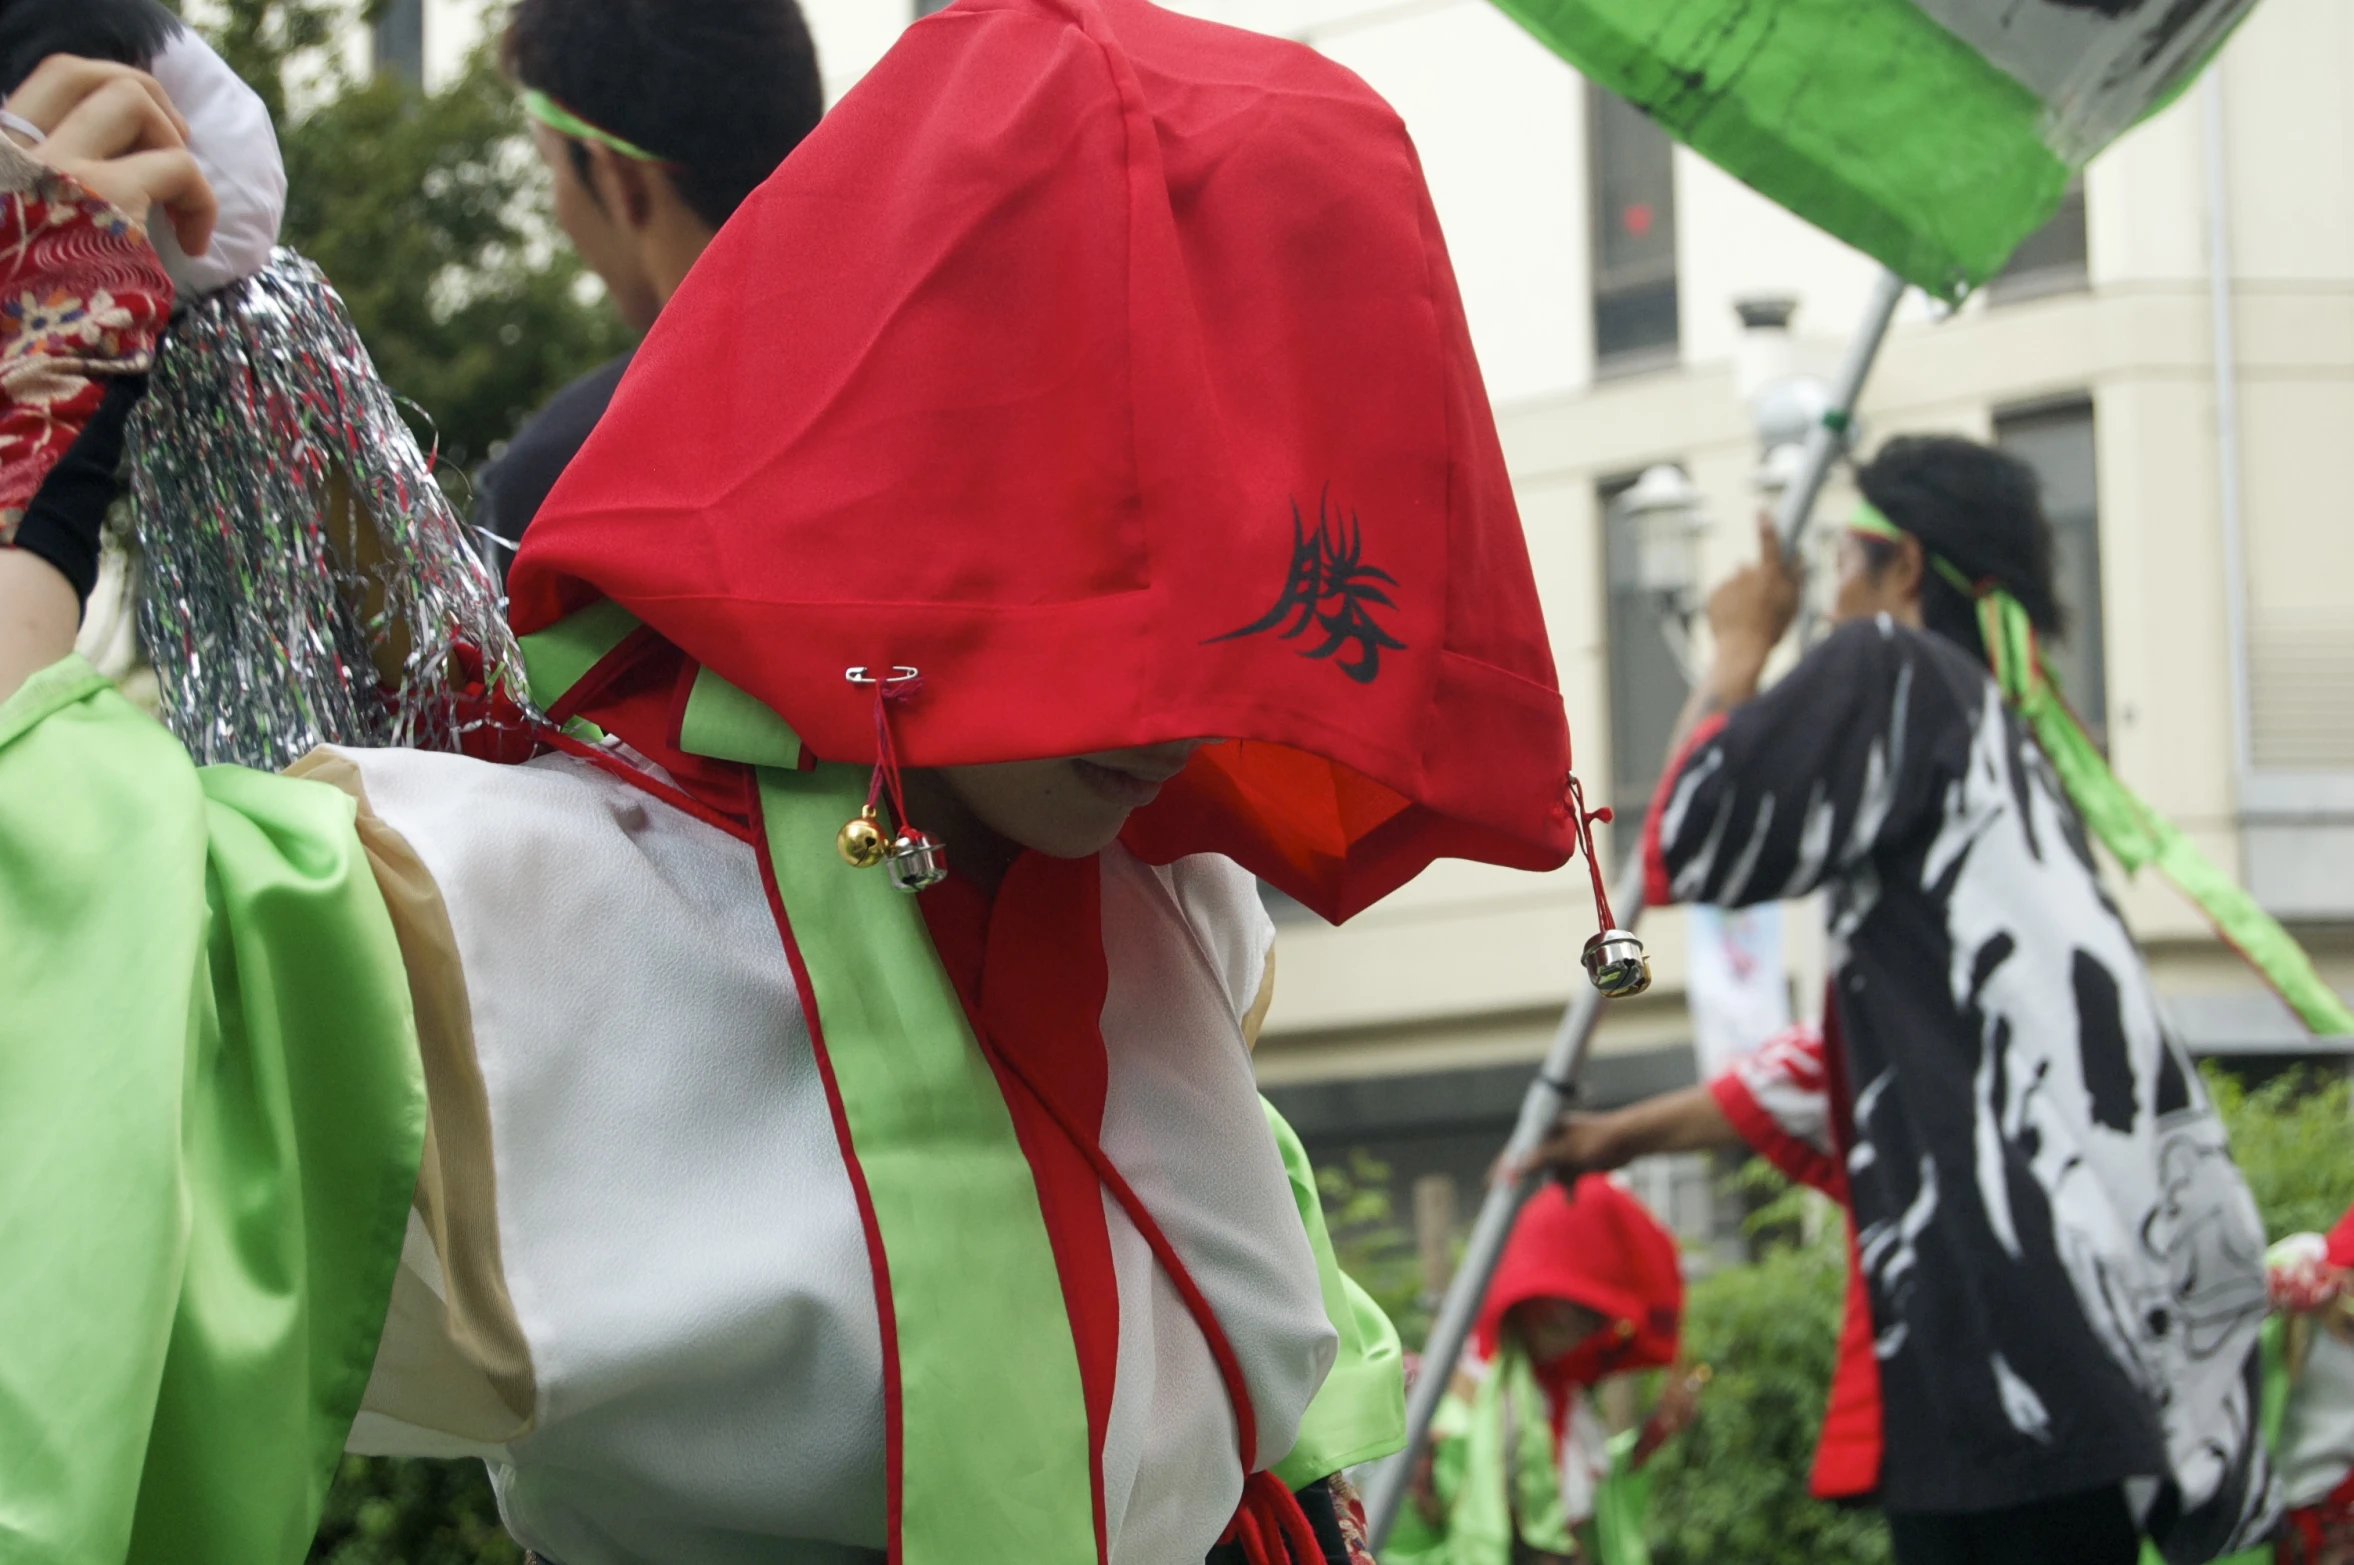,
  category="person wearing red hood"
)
[1386,1177,1696,1565]
[0,3,1596,1563]
[2267,1204,2354,1565]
